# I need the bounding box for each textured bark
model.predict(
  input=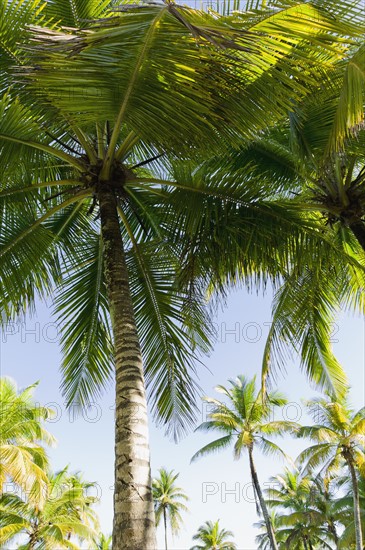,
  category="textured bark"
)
[248,446,278,550]
[99,184,157,550]
[347,458,363,550]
